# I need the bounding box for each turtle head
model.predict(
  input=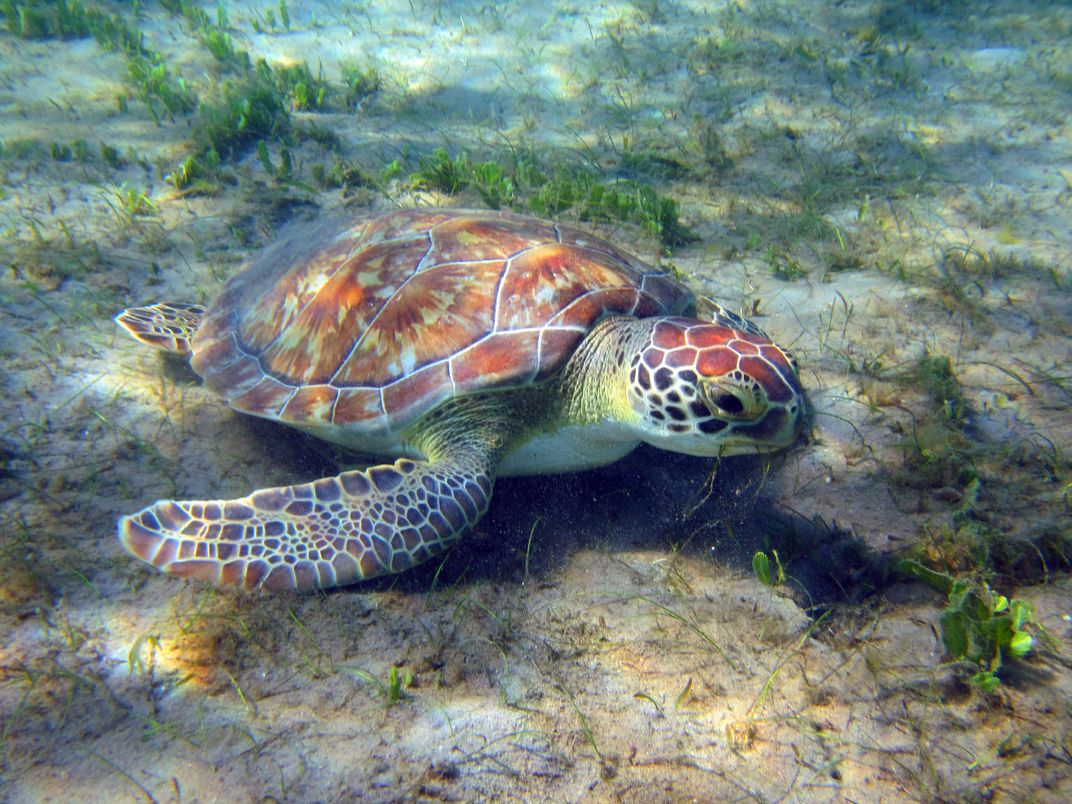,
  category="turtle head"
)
[626,317,804,456]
